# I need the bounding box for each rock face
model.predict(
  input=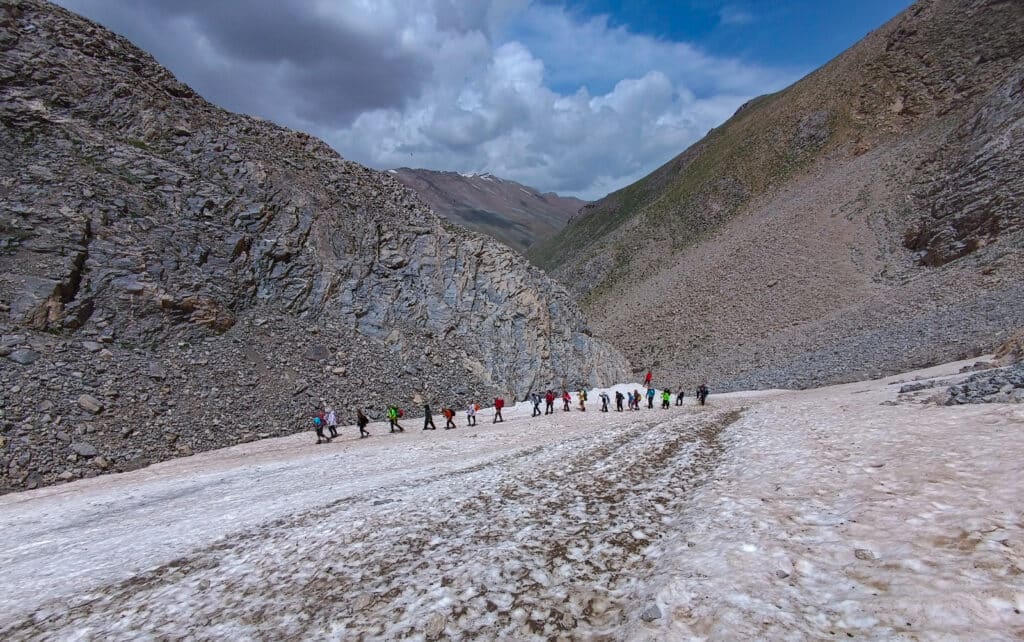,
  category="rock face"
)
[530,0,1024,391]
[389,169,584,253]
[0,0,628,493]
[944,364,1024,405]
[992,329,1024,366]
